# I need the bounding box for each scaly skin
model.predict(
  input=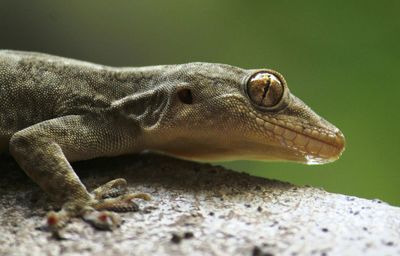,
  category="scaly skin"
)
[0,50,345,233]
